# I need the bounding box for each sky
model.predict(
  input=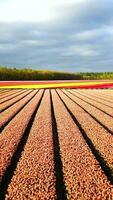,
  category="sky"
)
[0,0,113,72]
